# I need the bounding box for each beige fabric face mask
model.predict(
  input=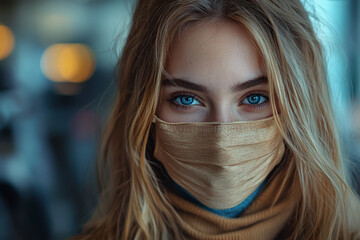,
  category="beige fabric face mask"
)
[153,116,285,209]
